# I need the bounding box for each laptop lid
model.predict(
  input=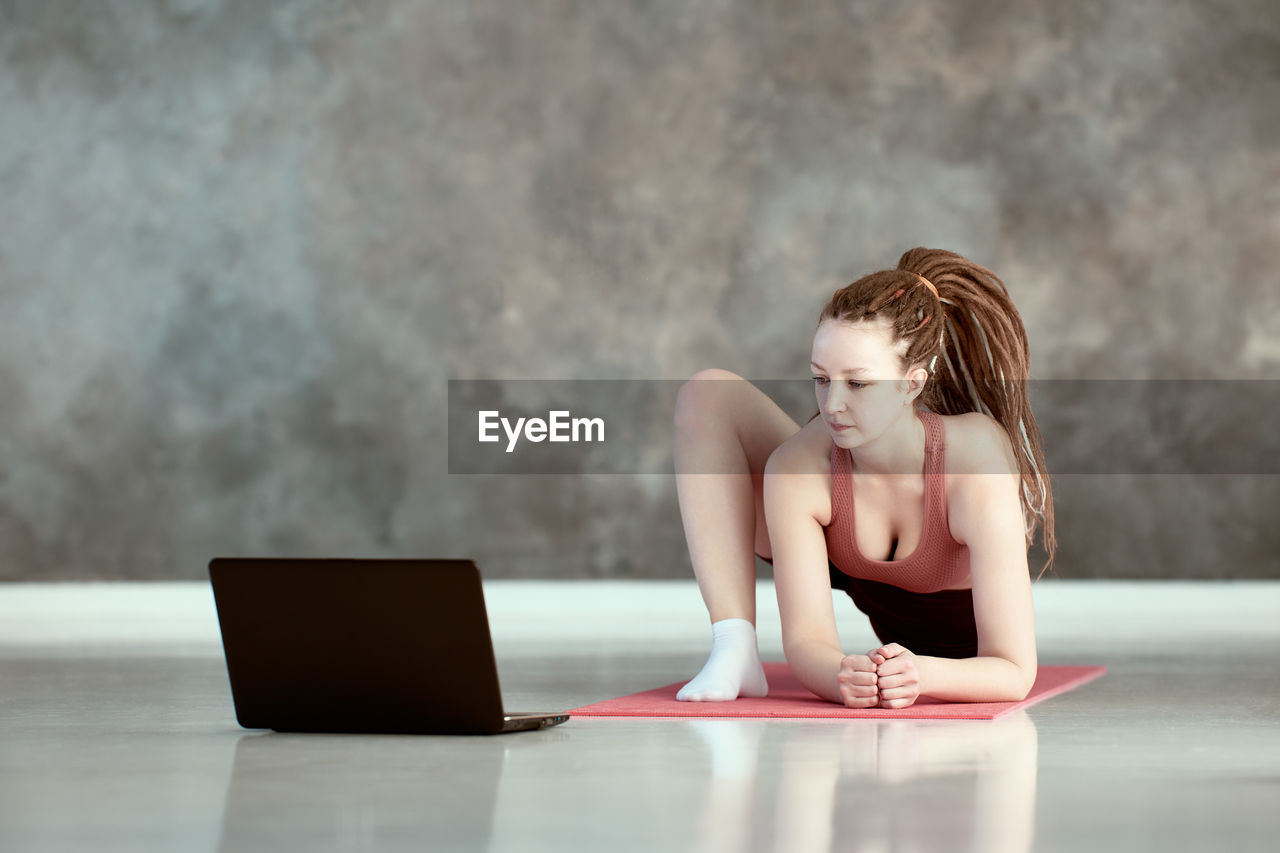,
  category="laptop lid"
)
[209,557,512,735]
